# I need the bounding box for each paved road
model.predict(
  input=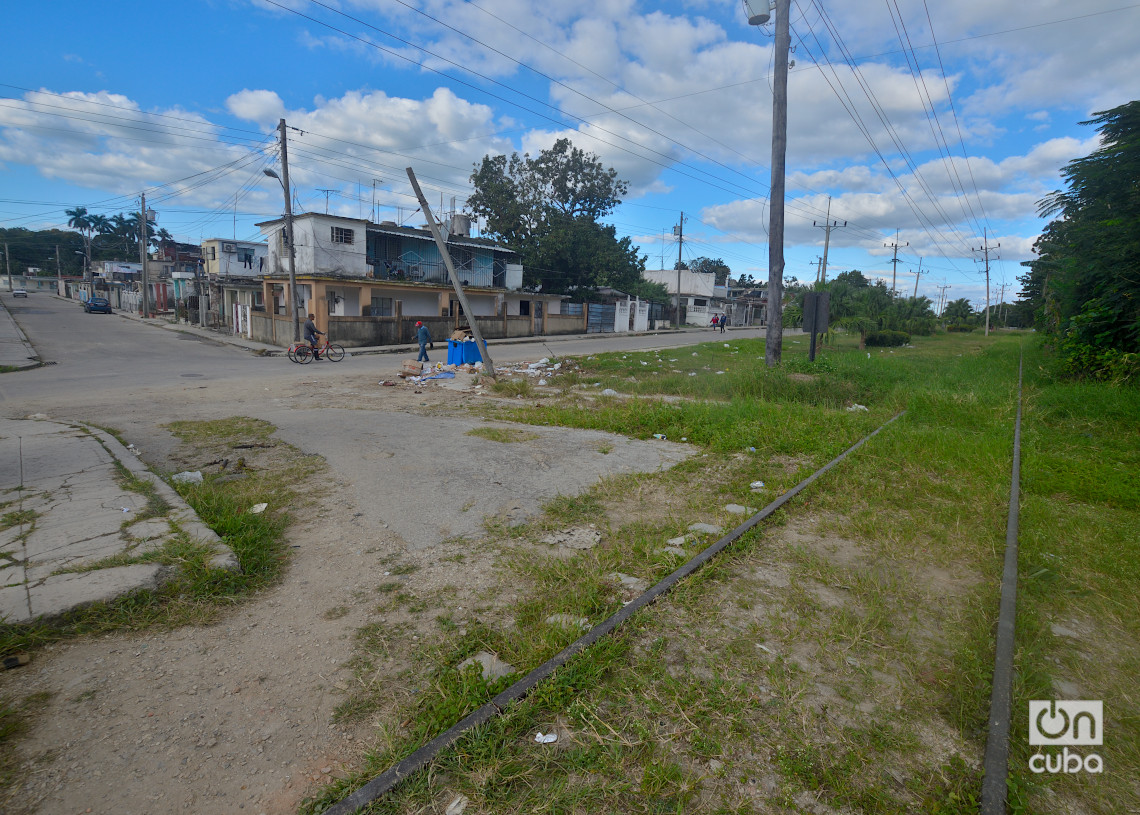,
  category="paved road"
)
[0,293,773,413]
